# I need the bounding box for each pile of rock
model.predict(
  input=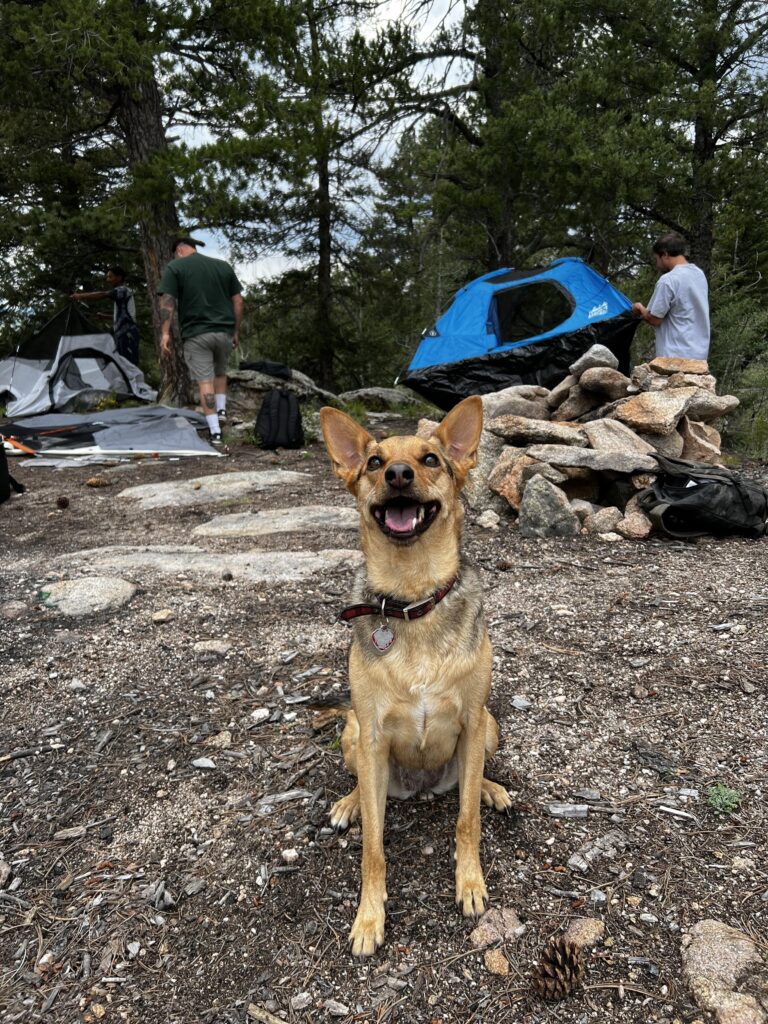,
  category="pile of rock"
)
[421,344,740,541]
